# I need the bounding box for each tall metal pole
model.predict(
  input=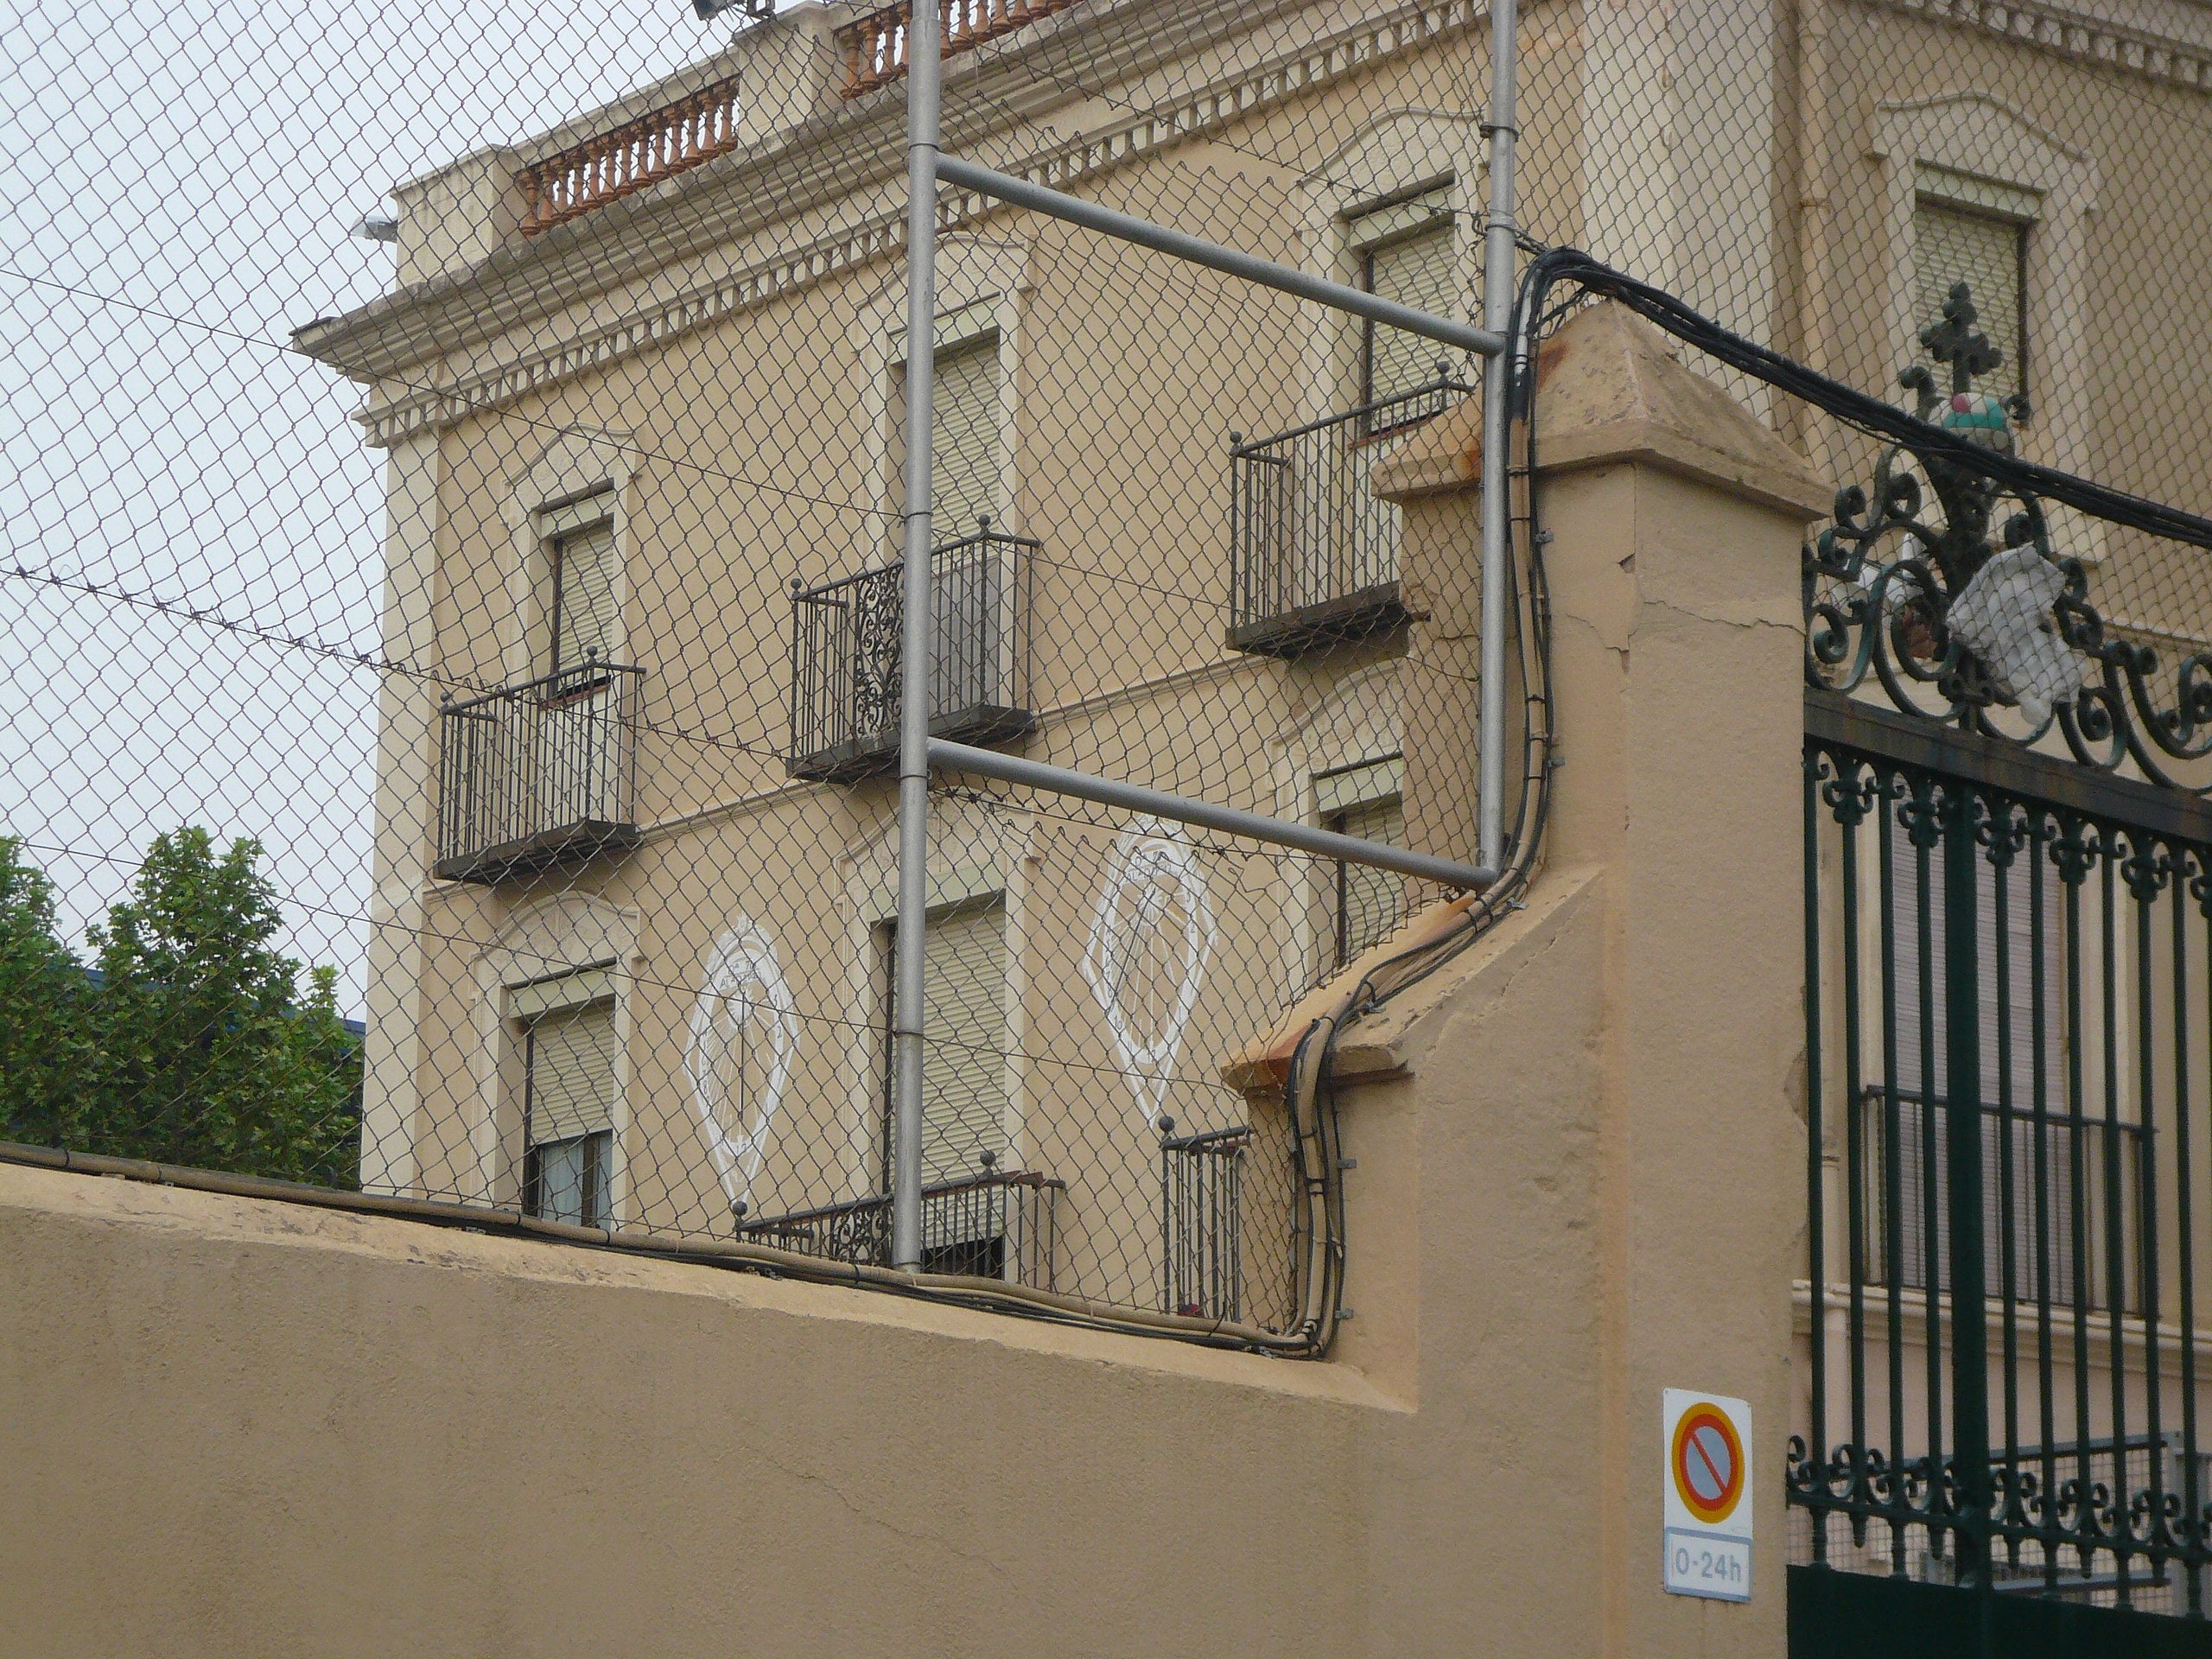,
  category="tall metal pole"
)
[1477,0,1520,872]
[891,0,942,1273]
[1942,785,1992,1589]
